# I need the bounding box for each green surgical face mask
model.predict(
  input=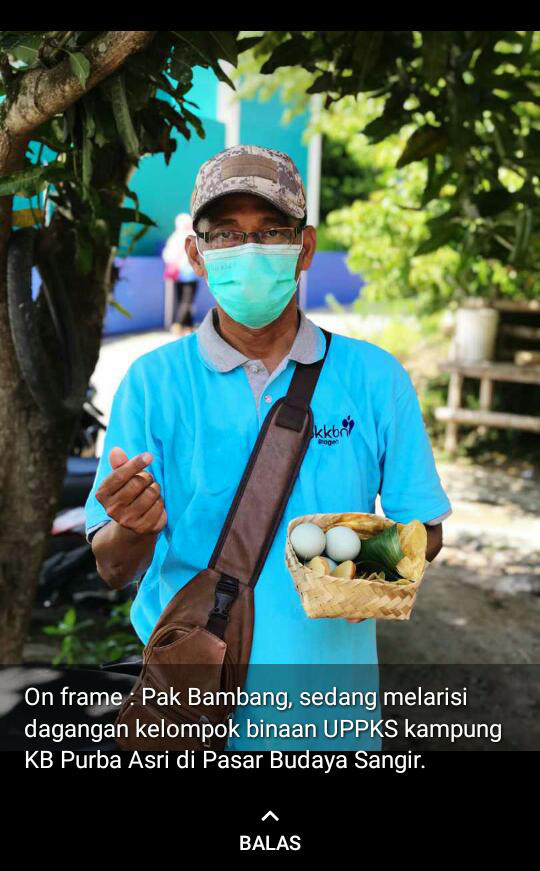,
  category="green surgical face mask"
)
[201,239,303,328]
